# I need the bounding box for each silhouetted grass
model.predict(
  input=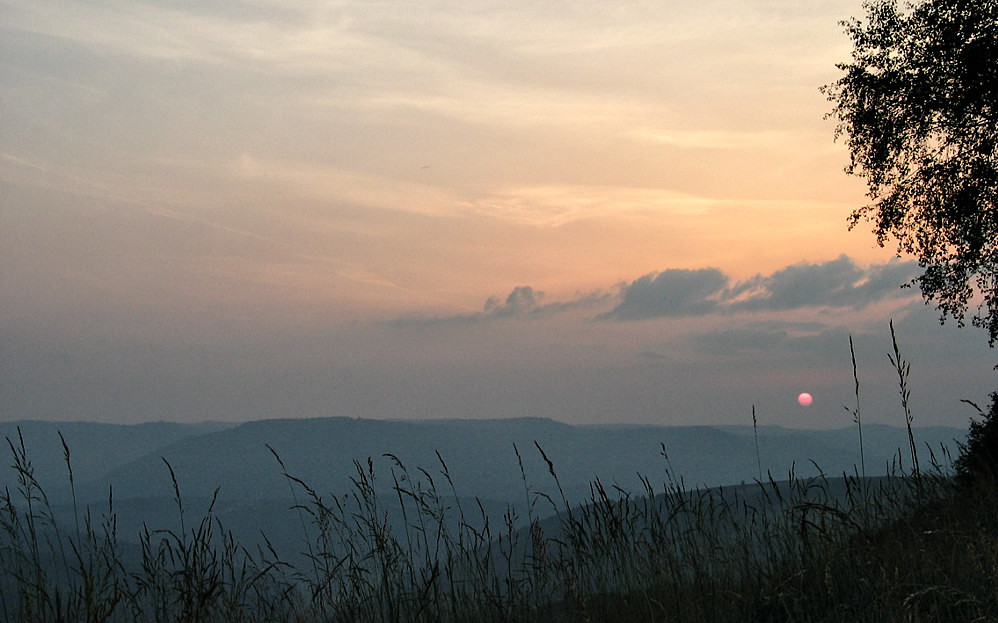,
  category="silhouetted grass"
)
[2,337,995,622]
